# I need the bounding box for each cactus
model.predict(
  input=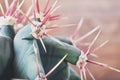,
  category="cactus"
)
[13,0,81,79]
[68,19,120,80]
[0,25,15,80]
[0,0,120,80]
[0,0,25,79]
